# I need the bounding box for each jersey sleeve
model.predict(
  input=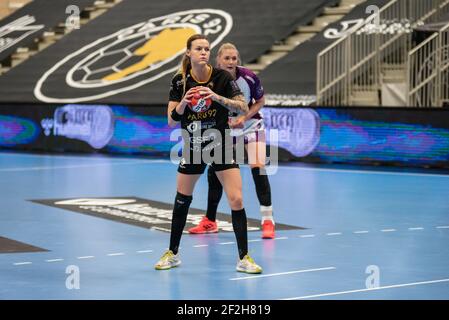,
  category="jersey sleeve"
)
[168,74,183,102]
[224,77,242,99]
[249,70,265,101]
